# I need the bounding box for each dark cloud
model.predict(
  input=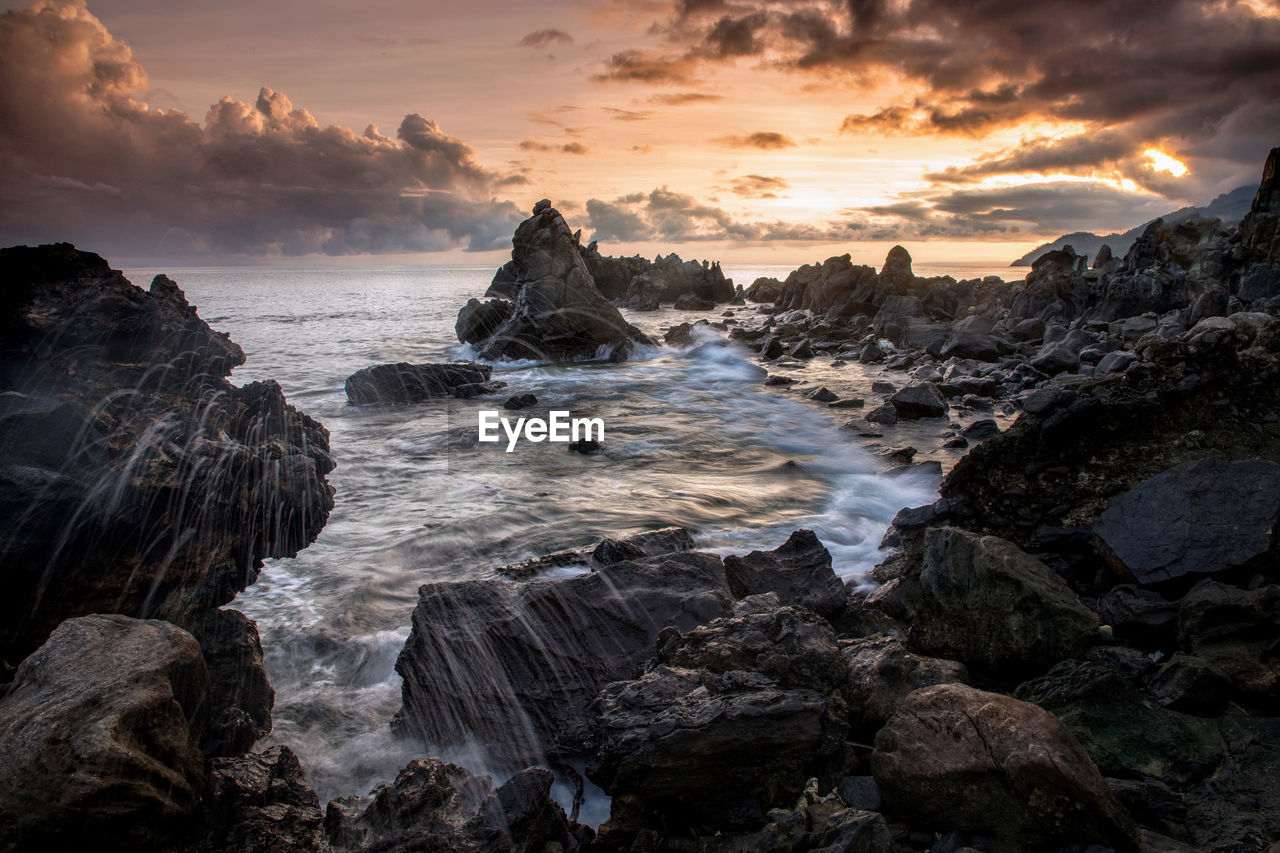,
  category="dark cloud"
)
[728,174,789,197]
[517,28,574,48]
[604,107,653,121]
[647,91,723,105]
[519,138,553,151]
[0,0,523,259]
[713,131,797,149]
[604,0,1280,197]
[561,141,592,154]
